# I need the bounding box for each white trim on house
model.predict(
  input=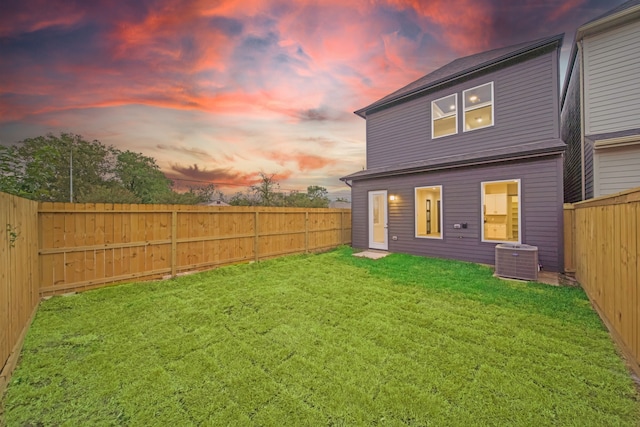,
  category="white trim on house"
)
[368,190,388,250]
[431,94,458,139]
[414,185,444,239]
[463,82,495,132]
[594,135,640,149]
[577,4,640,40]
[480,179,521,244]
